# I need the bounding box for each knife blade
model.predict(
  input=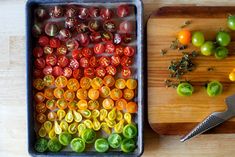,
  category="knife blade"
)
[180,94,235,142]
